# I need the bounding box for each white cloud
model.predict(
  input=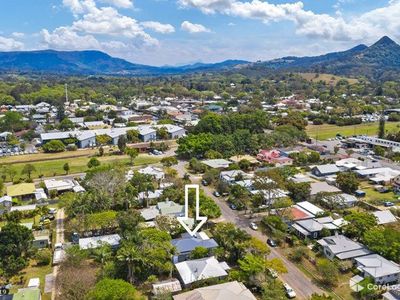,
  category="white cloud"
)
[0,36,24,51]
[100,0,134,8]
[181,21,211,33]
[41,27,101,50]
[141,21,175,34]
[178,0,400,42]
[11,32,25,38]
